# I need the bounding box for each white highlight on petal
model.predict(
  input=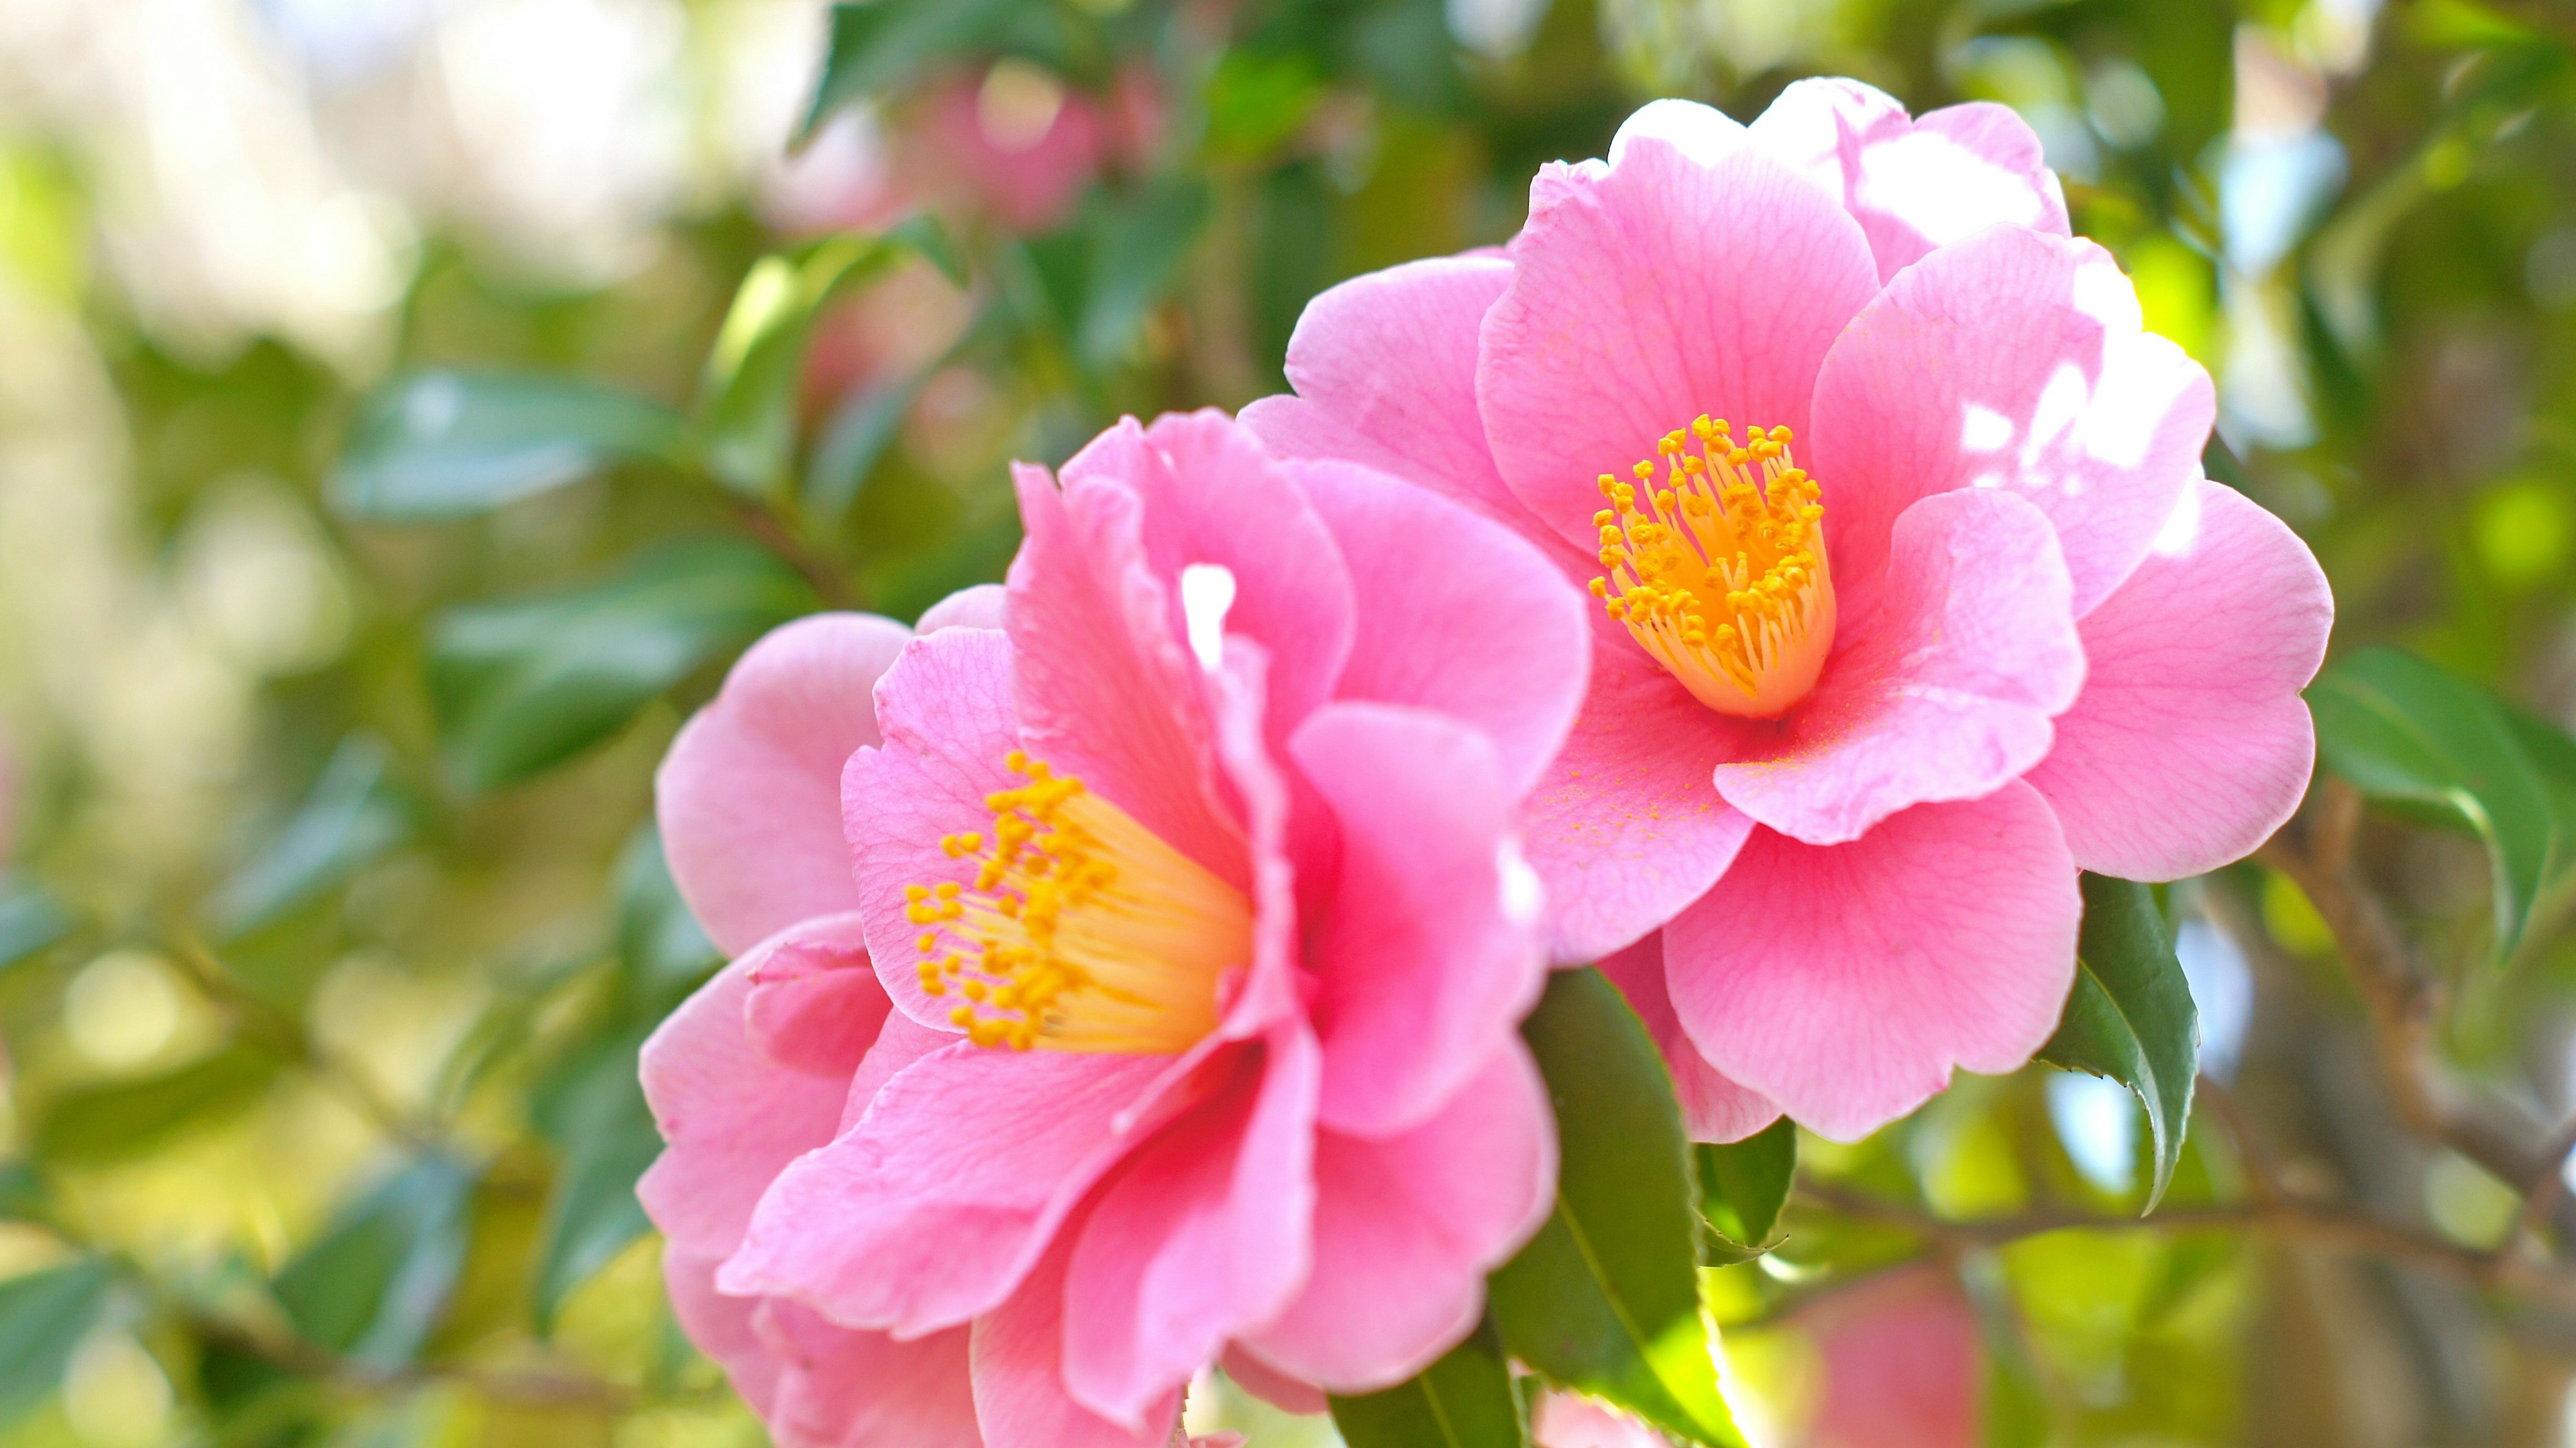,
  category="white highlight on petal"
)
[2071,258,2143,331]
[1855,132,2045,247]
[1609,99,1748,170]
[1961,403,2015,453]
[1497,839,1546,929]
[2149,476,2208,558]
[1179,562,1238,672]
